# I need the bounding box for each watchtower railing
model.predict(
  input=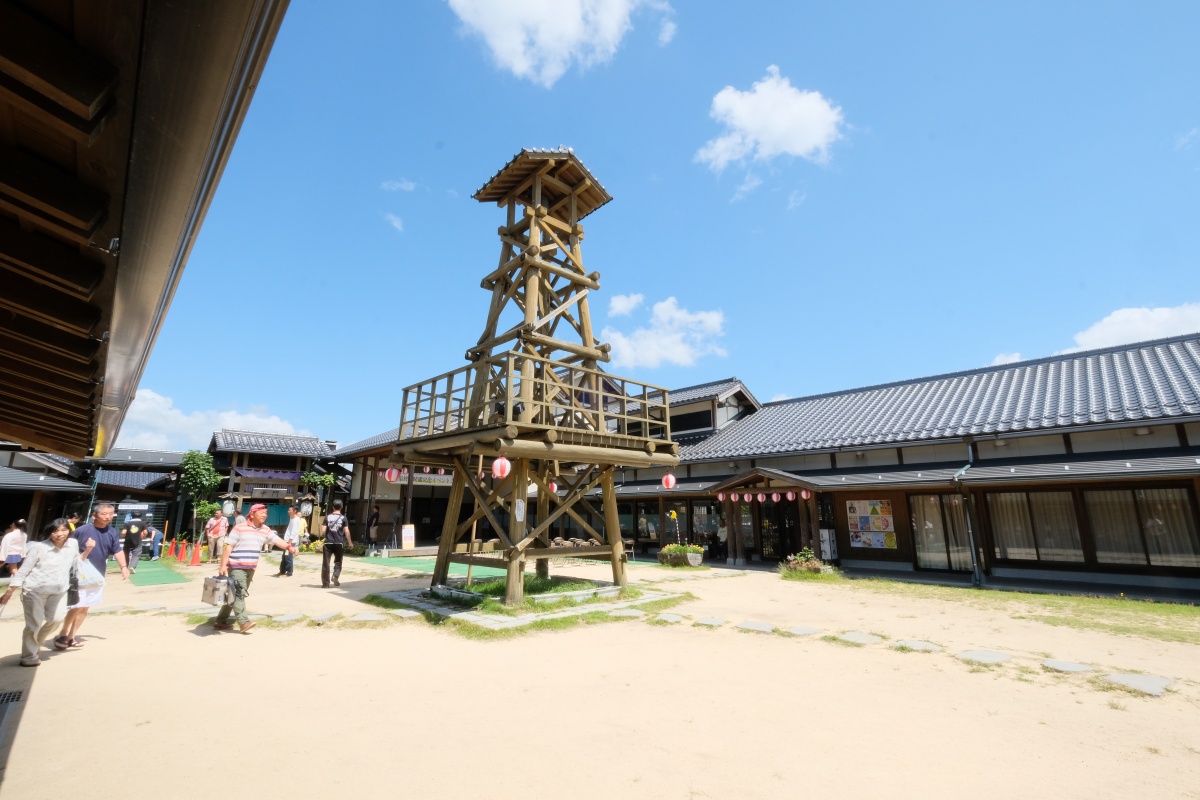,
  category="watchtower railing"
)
[398,353,670,446]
